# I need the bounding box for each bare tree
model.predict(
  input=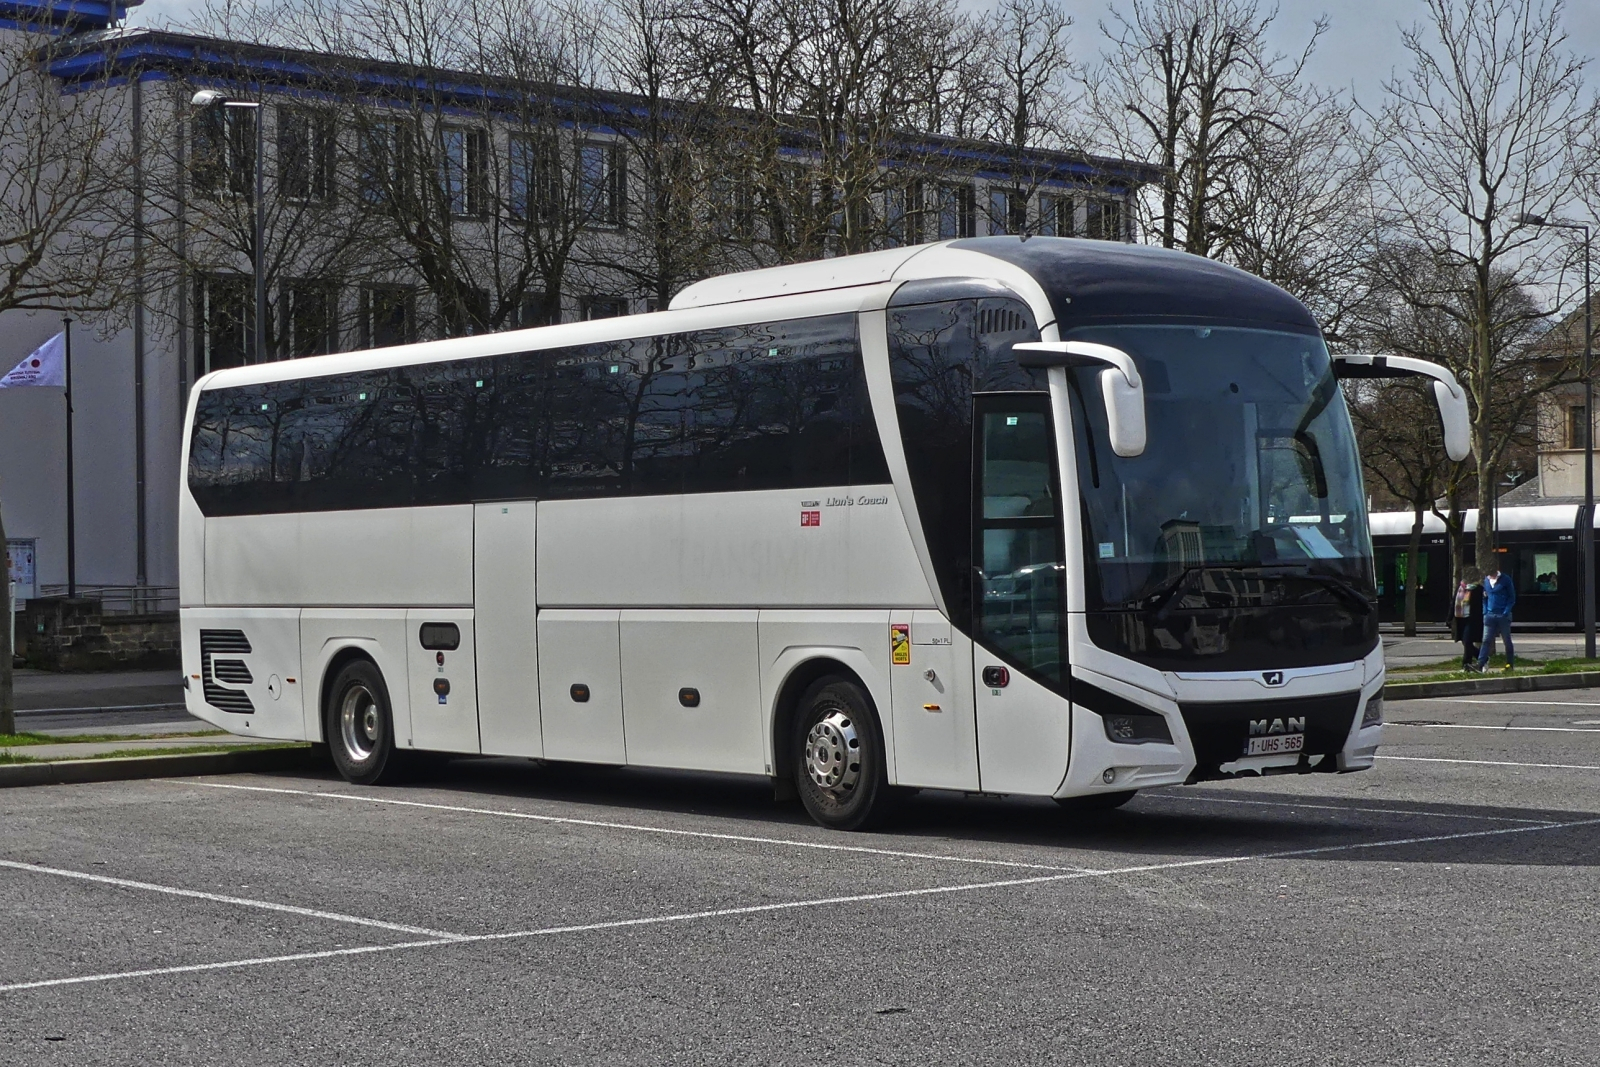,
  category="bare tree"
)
[1348,377,1450,634]
[1370,0,1599,574]
[1085,0,1325,257]
[0,30,137,732]
[980,0,1077,151]
[1221,89,1378,343]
